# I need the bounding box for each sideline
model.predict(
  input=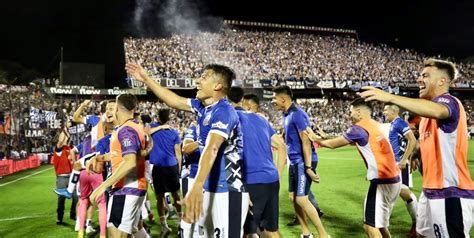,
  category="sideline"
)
[0,167,53,187]
[0,214,49,222]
